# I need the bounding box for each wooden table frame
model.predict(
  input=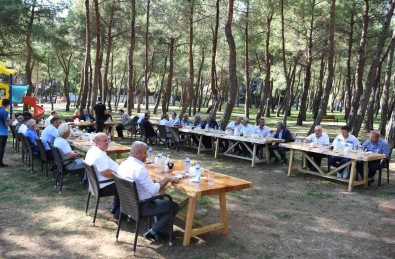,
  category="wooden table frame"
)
[147,162,252,246]
[281,142,385,192]
[67,139,129,158]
